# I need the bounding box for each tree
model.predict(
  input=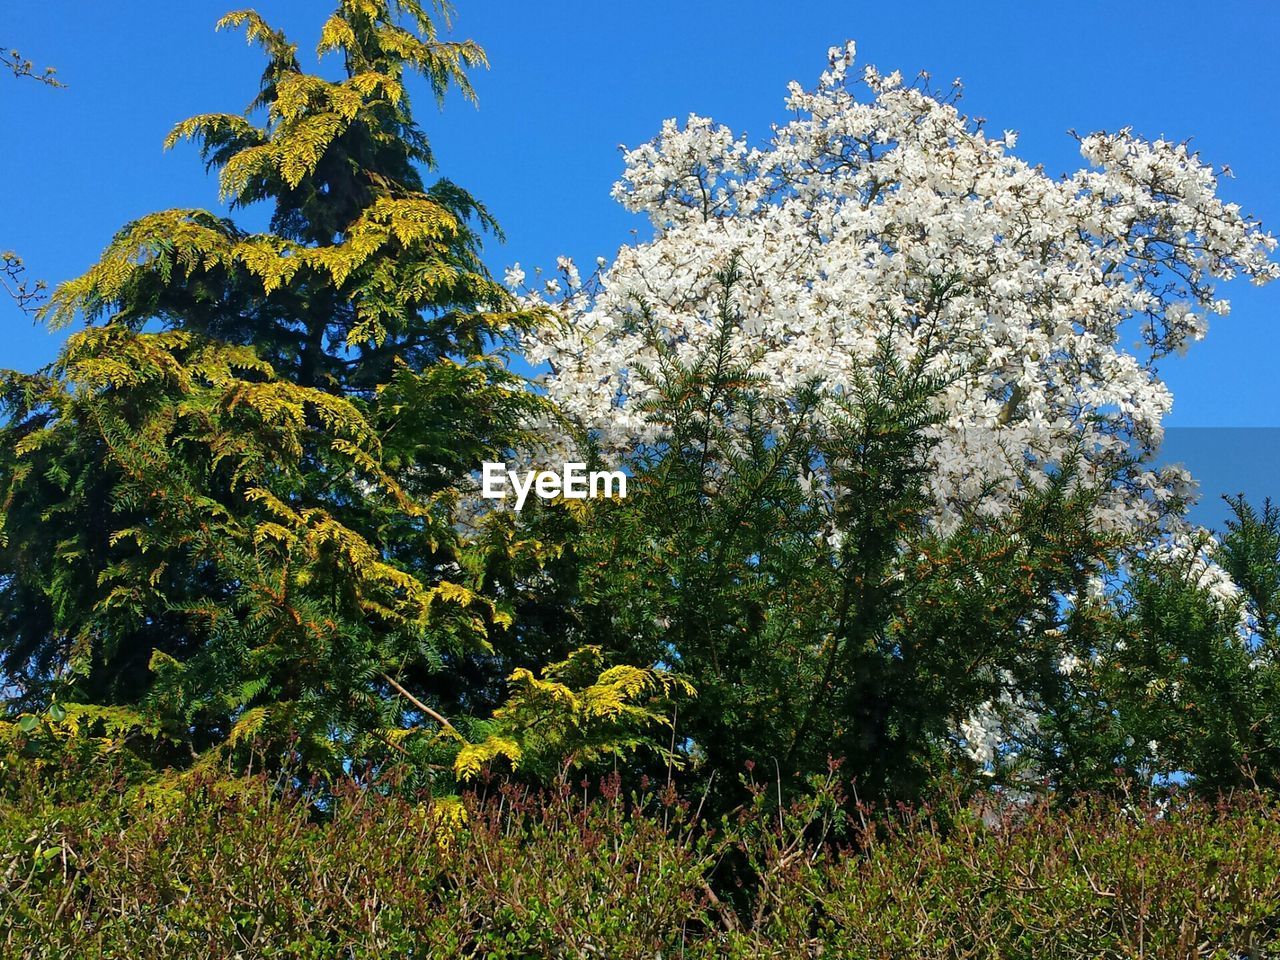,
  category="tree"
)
[495,264,1121,803]
[1042,496,1280,795]
[0,1,562,780]
[508,42,1278,801]
[525,43,1276,544]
